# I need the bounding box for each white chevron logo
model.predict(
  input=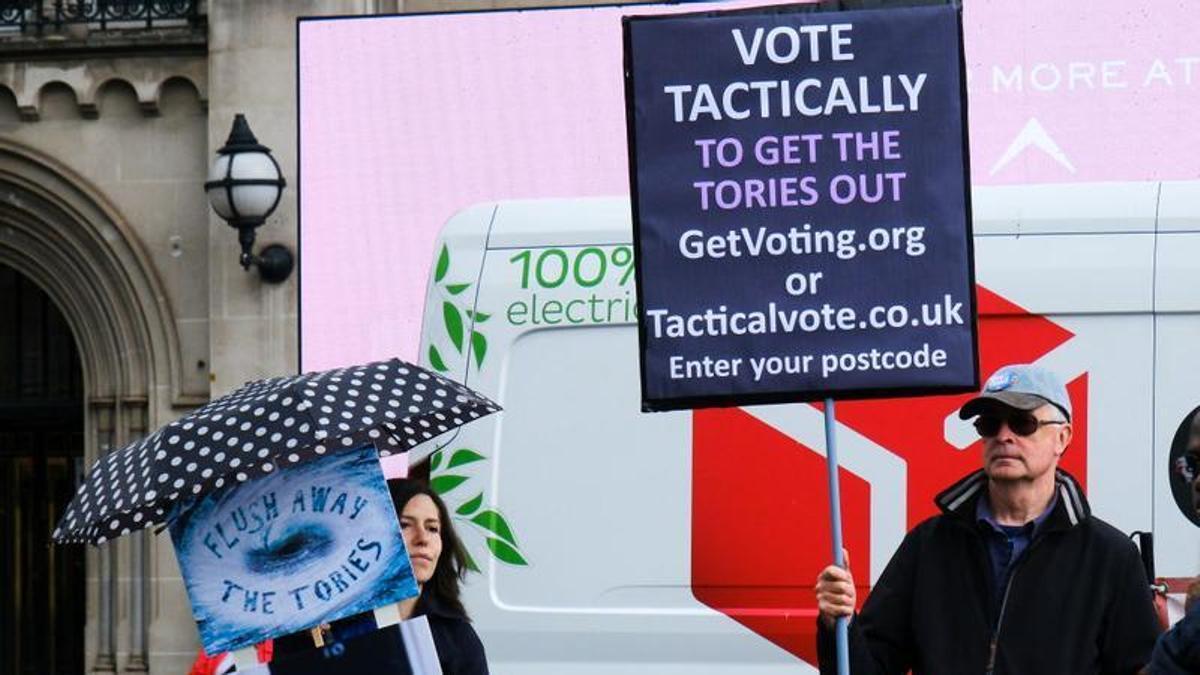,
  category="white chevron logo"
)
[989,118,1077,176]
